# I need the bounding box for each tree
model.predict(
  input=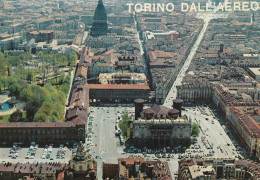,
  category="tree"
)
[9,83,22,99]
[54,91,66,104]
[38,102,53,116]
[61,84,70,94]
[69,52,78,67]
[6,55,21,67]
[25,100,41,121]
[6,77,17,88]
[191,122,200,137]
[34,112,48,122]
[0,81,2,93]
[0,78,7,90]
[19,88,33,102]
[37,51,44,59]
[9,110,23,122]
[53,104,64,120]
[44,83,55,92]
[7,64,12,76]
[119,113,132,140]
[0,51,4,61]
[26,71,34,83]
[59,72,65,84]
[51,115,59,122]
[59,55,68,66]
[29,85,50,103]
[0,52,6,78]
